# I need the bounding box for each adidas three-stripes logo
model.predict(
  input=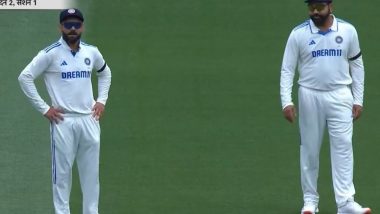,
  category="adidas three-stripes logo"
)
[60,61,68,66]
[309,40,316,45]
